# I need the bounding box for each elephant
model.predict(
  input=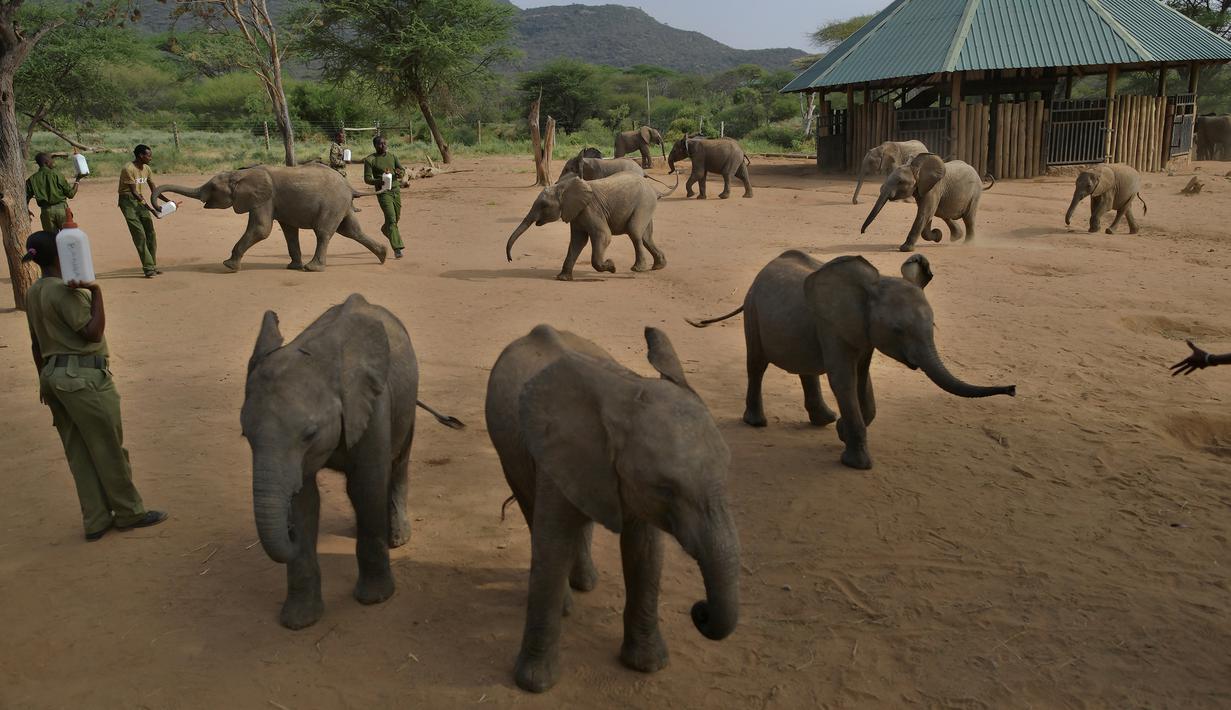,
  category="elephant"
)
[505,172,676,281]
[861,153,993,252]
[1064,163,1148,235]
[558,153,645,182]
[666,136,753,199]
[152,162,387,272]
[241,293,462,630]
[852,140,928,204]
[486,324,739,693]
[1195,114,1230,161]
[688,250,1015,470]
[557,147,609,179]
[614,126,666,169]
